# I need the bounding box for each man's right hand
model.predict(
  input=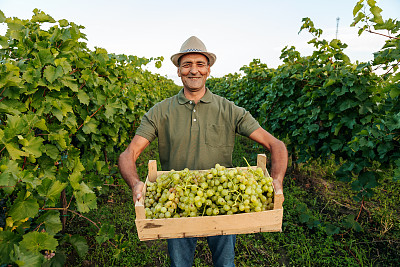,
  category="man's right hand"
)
[132,181,145,203]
